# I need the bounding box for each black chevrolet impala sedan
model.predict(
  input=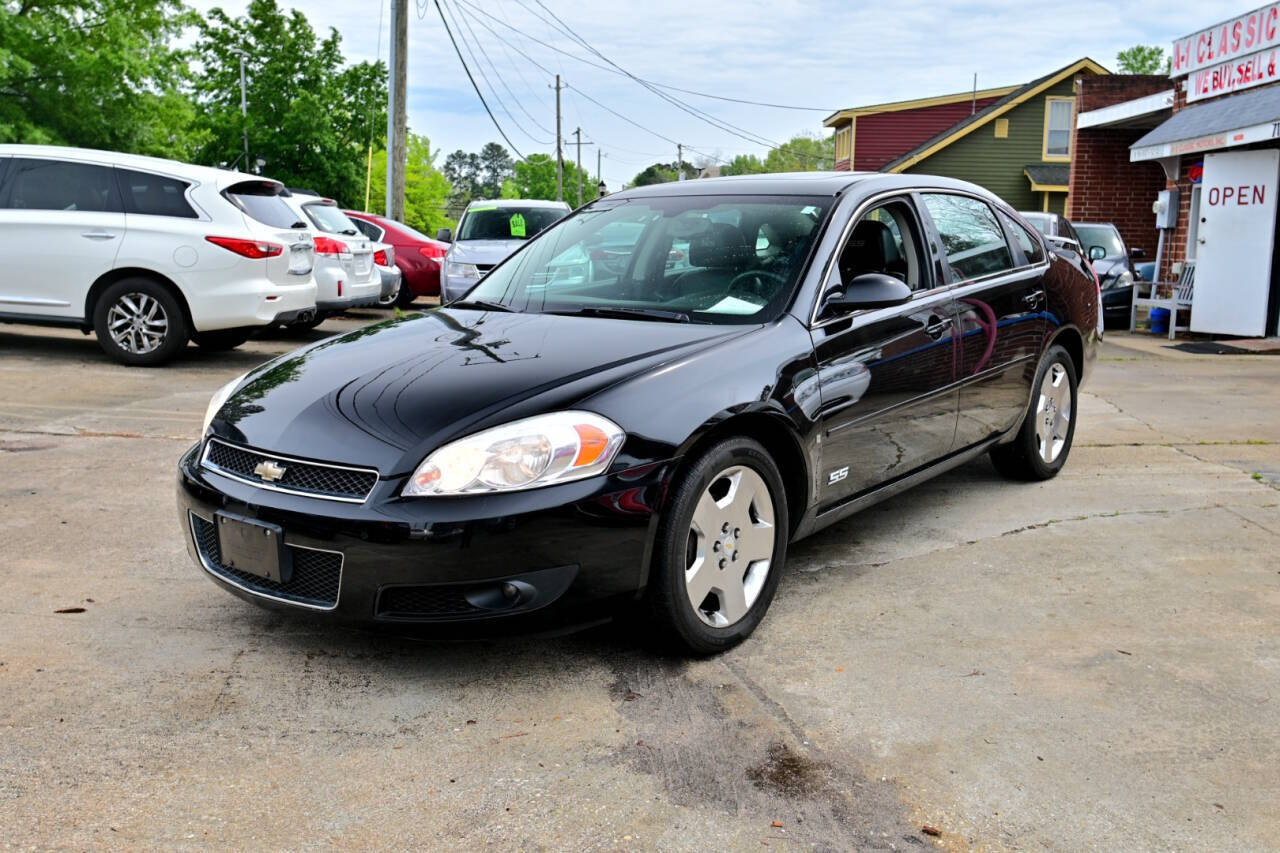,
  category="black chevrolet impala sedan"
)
[178,173,1099,653]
